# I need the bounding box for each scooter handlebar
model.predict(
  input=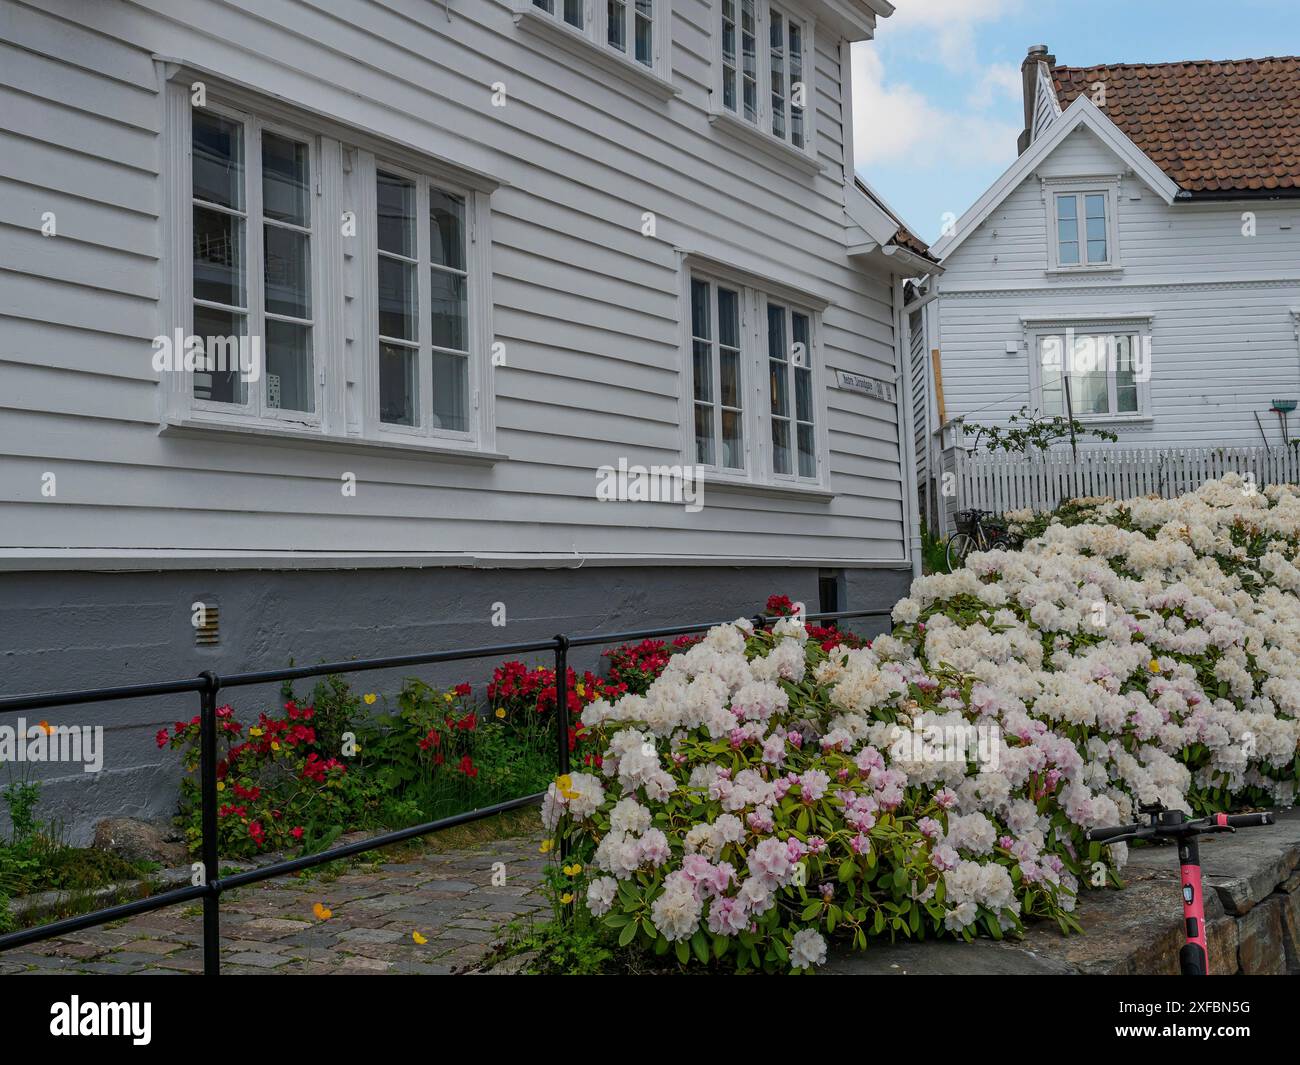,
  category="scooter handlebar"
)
[1085,823,1140,843]
[1223,812,1274,829]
